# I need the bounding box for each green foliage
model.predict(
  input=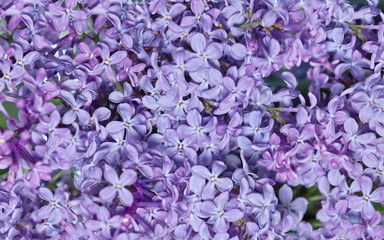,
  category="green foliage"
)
[0,101,19,130]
